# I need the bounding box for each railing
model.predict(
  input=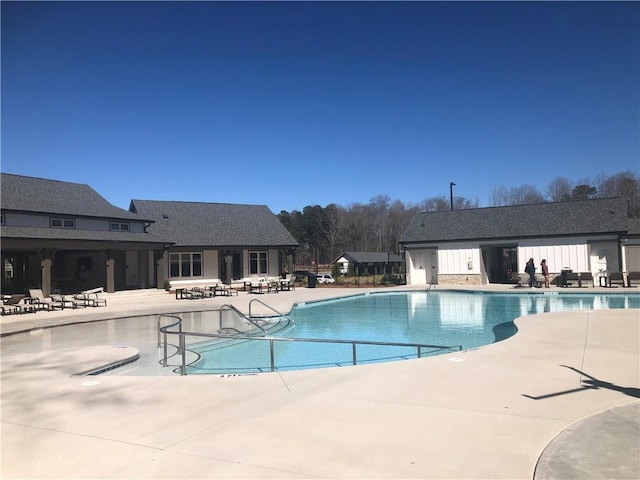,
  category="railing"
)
[157,313,462,376]
[428,274,437,292]
[218,303,269,336]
